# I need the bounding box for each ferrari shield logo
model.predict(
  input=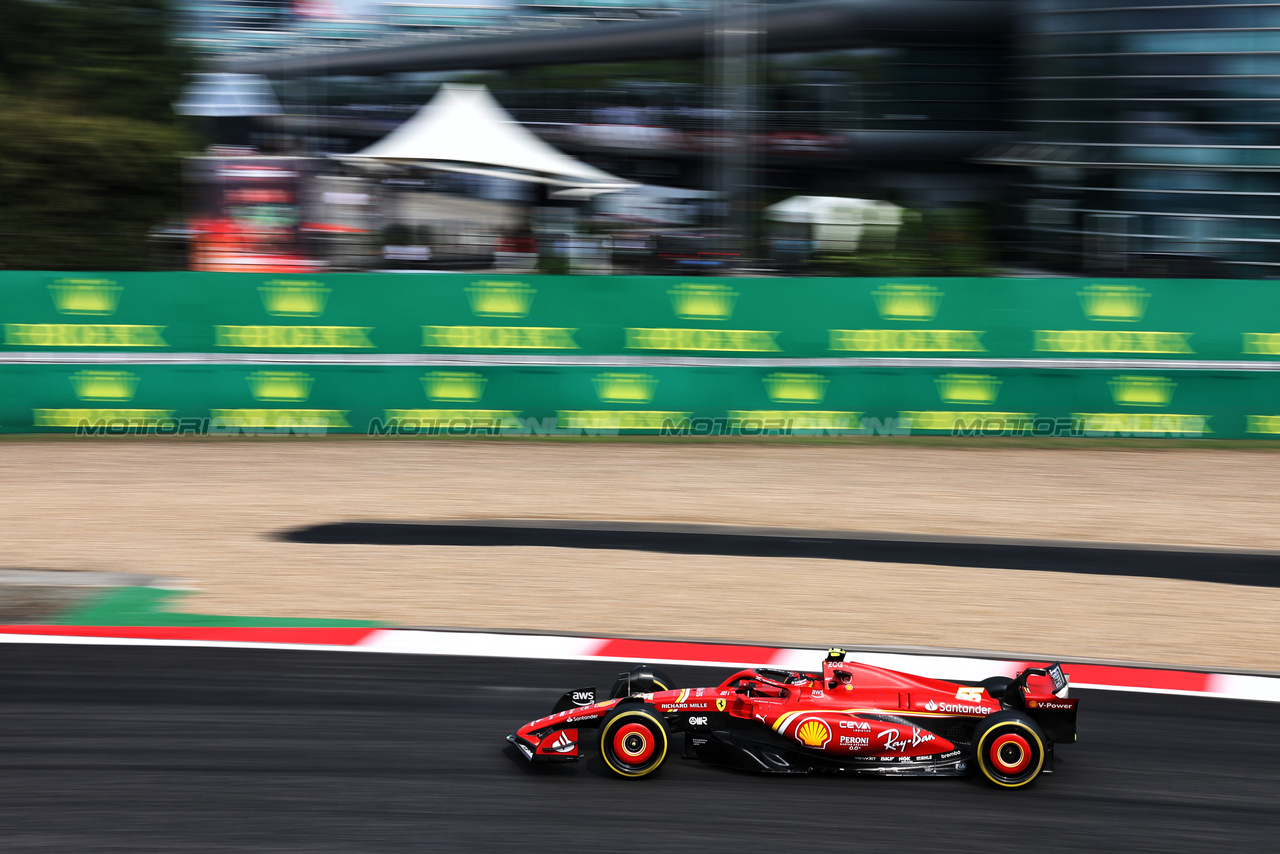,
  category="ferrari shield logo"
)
[716,698,726,712]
